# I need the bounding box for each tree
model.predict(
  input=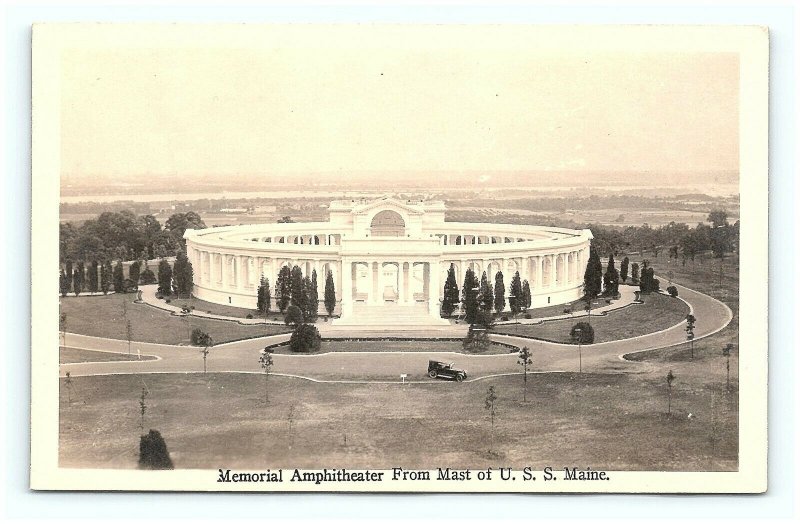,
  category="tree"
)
[478,271,493,313]
[484,386,498,455]
[582,246,603,298]
[72,262,85,296]
[517,347,533,402]
[100,260,113,294]
[87,260,99,293]
[138,430,174,470]
[619,257,630,283]
[277,216,294,223]
[666,370,676,415]
[722,343,734,392]
[138,387,148,432]
[172,250,193,297]
[284,304,304,327]
[685,314,696,359]
[128,260,141,290]
[570,322,594,344]
[275,265,292,312]
[639,260,660,293]
[165,211,206,243]
[157,259,173,296]
[125,319,134,356]
[630,262,640,284]
[290,265,303,307]
[65,260,73,293]
[259,348,274,404]
[257,276,271,315]
[493,271,506,314]
[707,209,729,228]
[521,280,532,310]
[63,371,73,405]
[461,268,479,324]
[306,270,319,322]
[462,323,491,353]
[324,270,336,317]
[602,254,619,296]
[667,285,678,297]
[509,271,523,317]
[289,324,321,353]
[59,269,70,297]
[194,331,213,373]
[442,264,459,317]
[139,262,157,285]
[59,312,67,346]
[112,260,125,293]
